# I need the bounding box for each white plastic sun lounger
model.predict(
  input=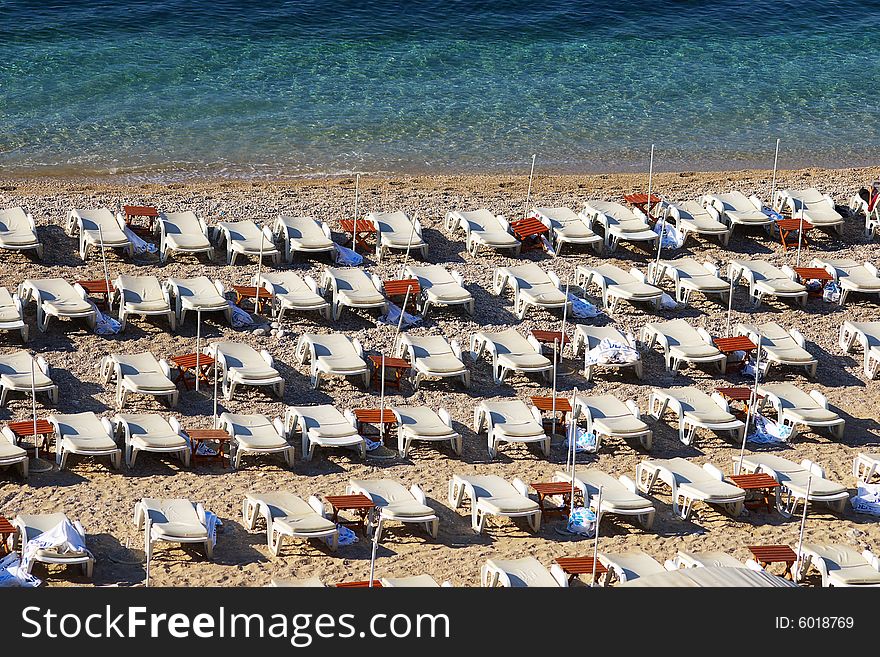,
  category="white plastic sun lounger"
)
[404,264,473,316]
[481,557,566,587]
[163,277,231,327]
[798,543,880,587]
[493,263,570,320]
[273,215,336,262]
[0,207,43,258]
[157,211,213,264]
[575,264,662,312]
[242,492,338,555]
[580,200,659,253]
[728,259,807,308]
[216,220,279,265]
[598,551,667,585]
[649,387,744,446]
[445,209,520,256]
[553,468,655,529]
[572,325,643,381]
[839,320,880,379]
[474,399,549,459]
[396,333,469,389]
[285,404,367,461]
[756,382,845,441]
[99,352,178,409]
[470,328,552,384]
[18,278,96,333]
[666,200,731,246]
[0,351,56,406]
[702,191,771,235]
[219,413,293,469]
[133,498,212,562]
[347,478,438,542]
[574,394,652,451]
[449,474,541,533]
[530,206,602,255]
[636,457,745,520]
[641,319,726,374]
[621,566,796,588]
[320,267,388,320]
[255,271,330,321]
[12,513,92,577]
[648,258,730,304]
[369,211,427,262]
[380,575,449,587]
[270,577,326,587]
[207,342,284,400]
[66,208,131,261]
[666,550,758,571]
[112,274,176,331]
[811,258,880,305]
[735,322,817,377]
[392,406,461,457]
[0,427,28,478]
[49,412,122,470]
[295,333,369,389]
[854,452,880,483]
[111,413,190,468]
[0,287,28,342]
[774,188,844,234]
[734,454,848,517]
